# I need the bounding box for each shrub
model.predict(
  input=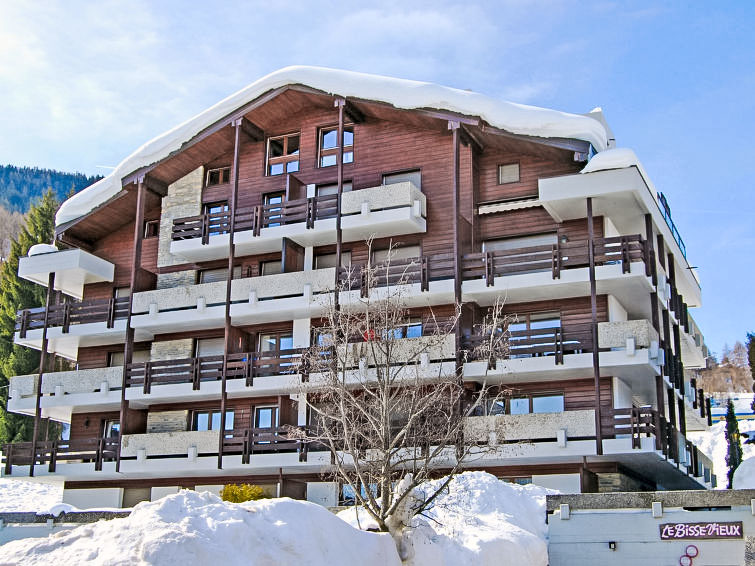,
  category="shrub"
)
[220,483,268,503]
